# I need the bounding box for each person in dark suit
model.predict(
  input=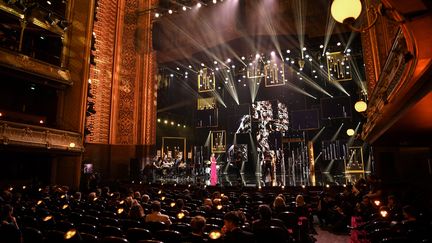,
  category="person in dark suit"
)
[222,211,254,243]
[252,204,287,232]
